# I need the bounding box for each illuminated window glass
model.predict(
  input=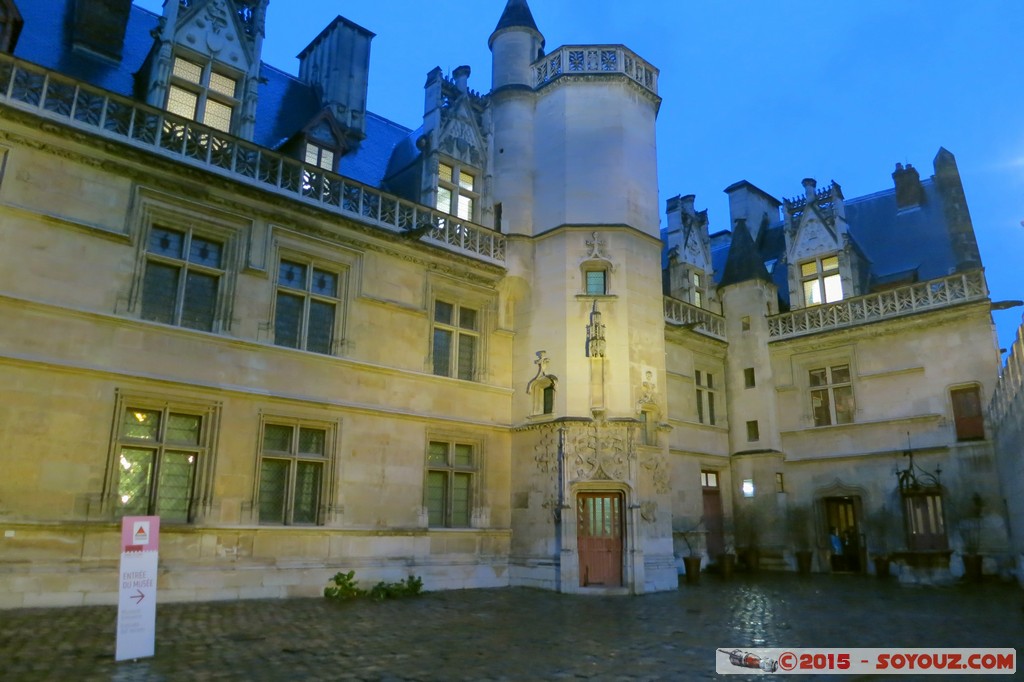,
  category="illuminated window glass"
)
[114,403,213,522]
[166,55,239,134]
[801,255,843,306]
